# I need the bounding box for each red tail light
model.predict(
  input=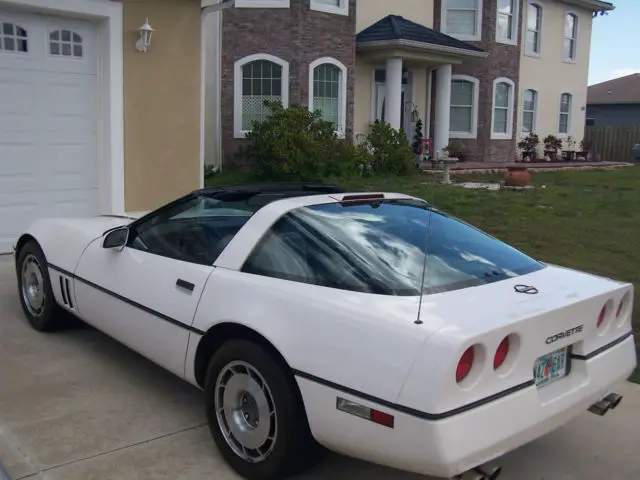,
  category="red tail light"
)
[597,304,607,328]
[456,346,475,383]
[493,336,510,370]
